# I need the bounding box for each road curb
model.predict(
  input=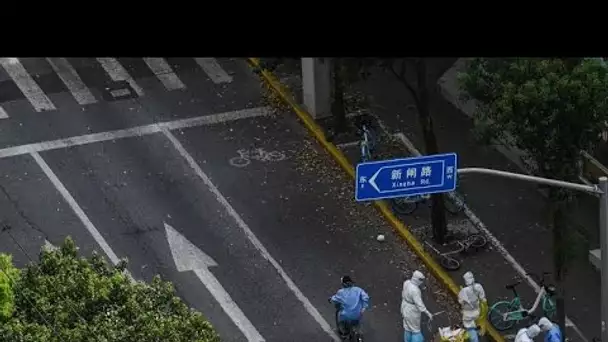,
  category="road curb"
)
[246,57,504,342]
